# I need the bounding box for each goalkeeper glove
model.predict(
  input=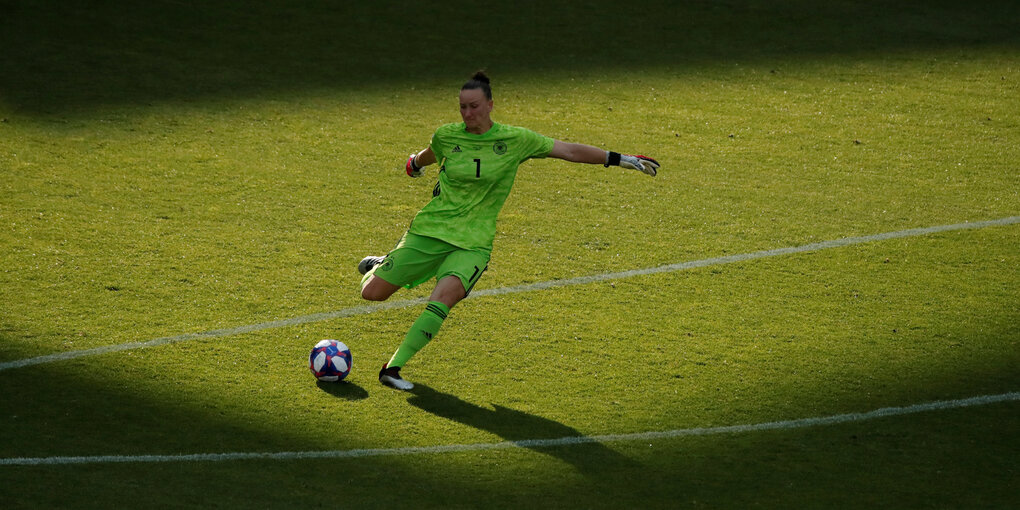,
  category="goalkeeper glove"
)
[406,153,423,177]
[605,152,659,177]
